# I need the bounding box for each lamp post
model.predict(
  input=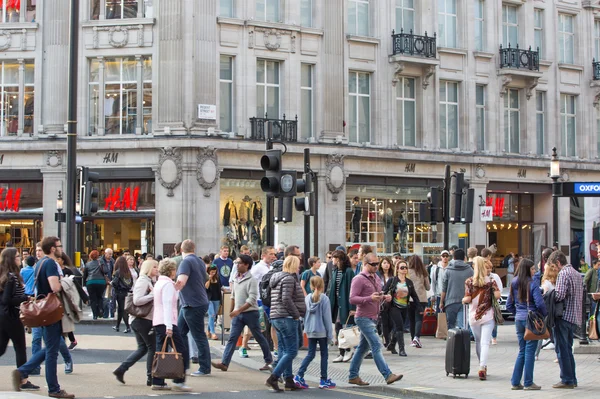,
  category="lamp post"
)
[550,147,561,250]
[56,191,64,241]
